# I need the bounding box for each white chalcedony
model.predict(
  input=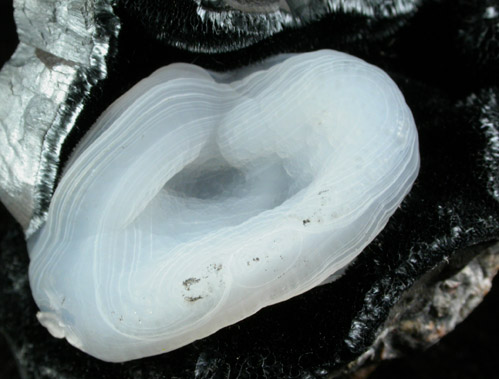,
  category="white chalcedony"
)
[27,50,419,362]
